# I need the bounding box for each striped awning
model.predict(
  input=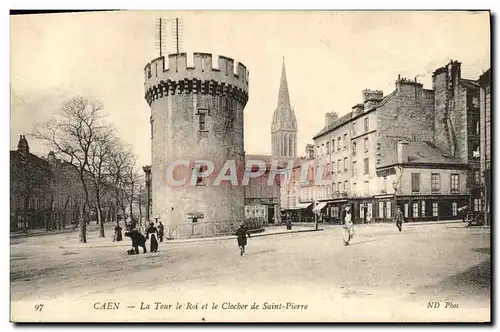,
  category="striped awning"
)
[295,202,312,209]
[313,201,328,211]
